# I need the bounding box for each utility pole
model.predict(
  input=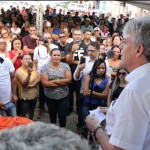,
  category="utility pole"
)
[36,3,43,36]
